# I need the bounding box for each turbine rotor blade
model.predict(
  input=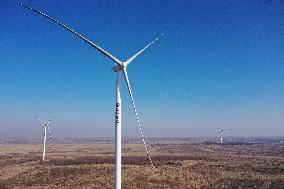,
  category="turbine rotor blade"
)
[124,34,162,65]
[17,3,122,65]
[47,119,52,126]
[47,126,54,151]
[47,126,51,138]
[34,115,45,124]
[122,68,154,168]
